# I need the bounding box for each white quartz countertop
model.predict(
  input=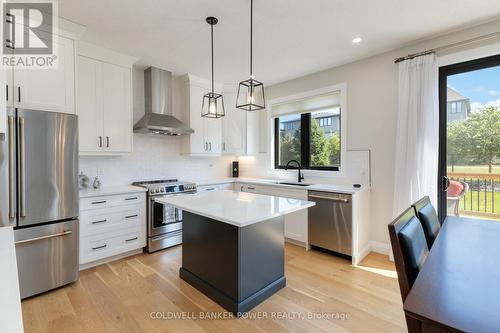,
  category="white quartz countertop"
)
[79,185,147,198]
[195,177,367,194]
[155,190,315,227]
